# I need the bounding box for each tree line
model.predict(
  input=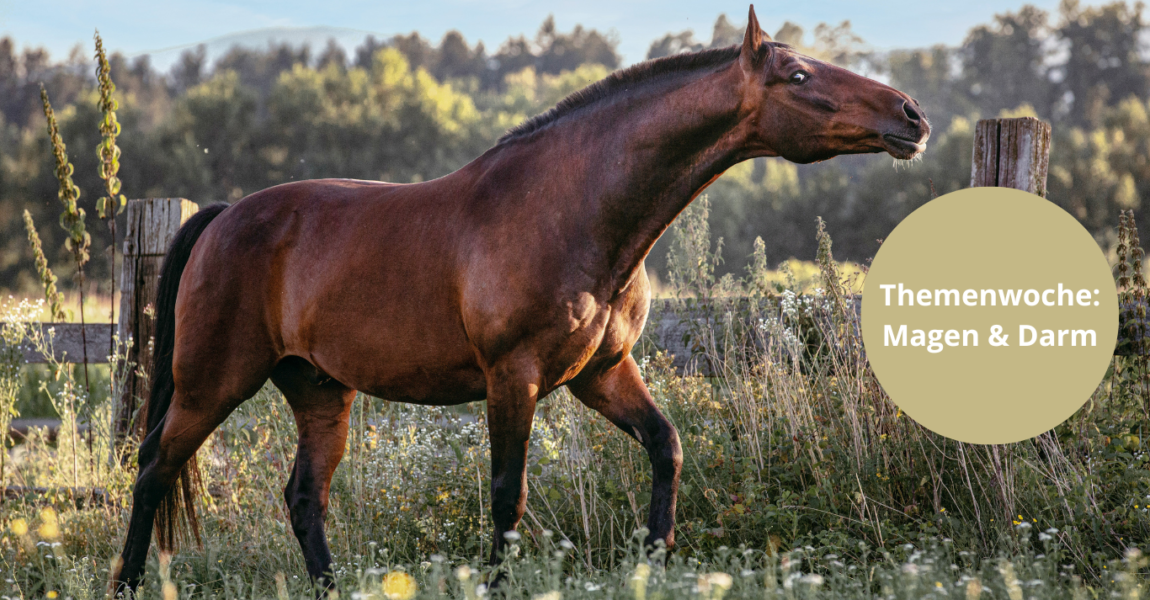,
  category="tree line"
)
[2,2,1148,295]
